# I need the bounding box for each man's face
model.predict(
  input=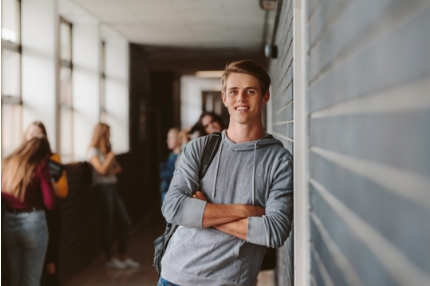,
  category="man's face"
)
[222,73,269,125]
